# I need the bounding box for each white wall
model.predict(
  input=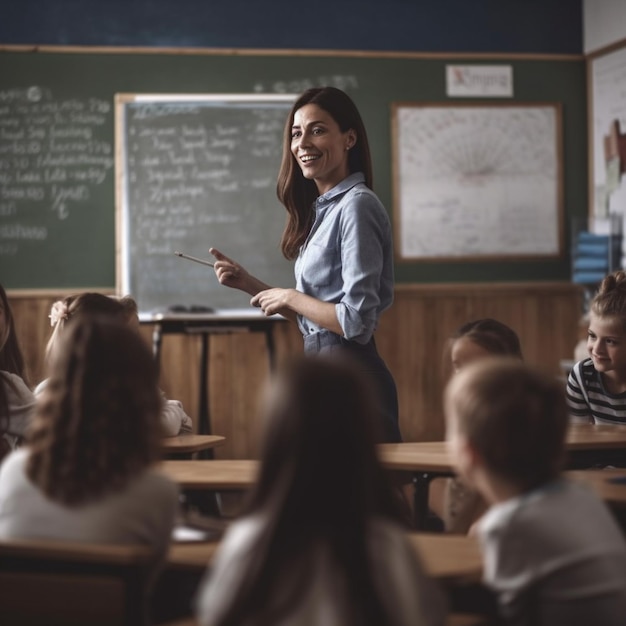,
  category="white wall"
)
[584,0,626,53]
